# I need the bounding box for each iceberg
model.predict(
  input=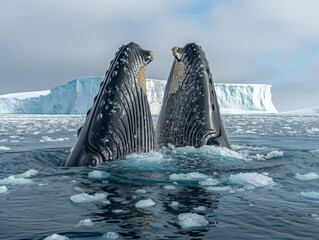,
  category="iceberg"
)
[281,106,319,115]
[0,77,278,115]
